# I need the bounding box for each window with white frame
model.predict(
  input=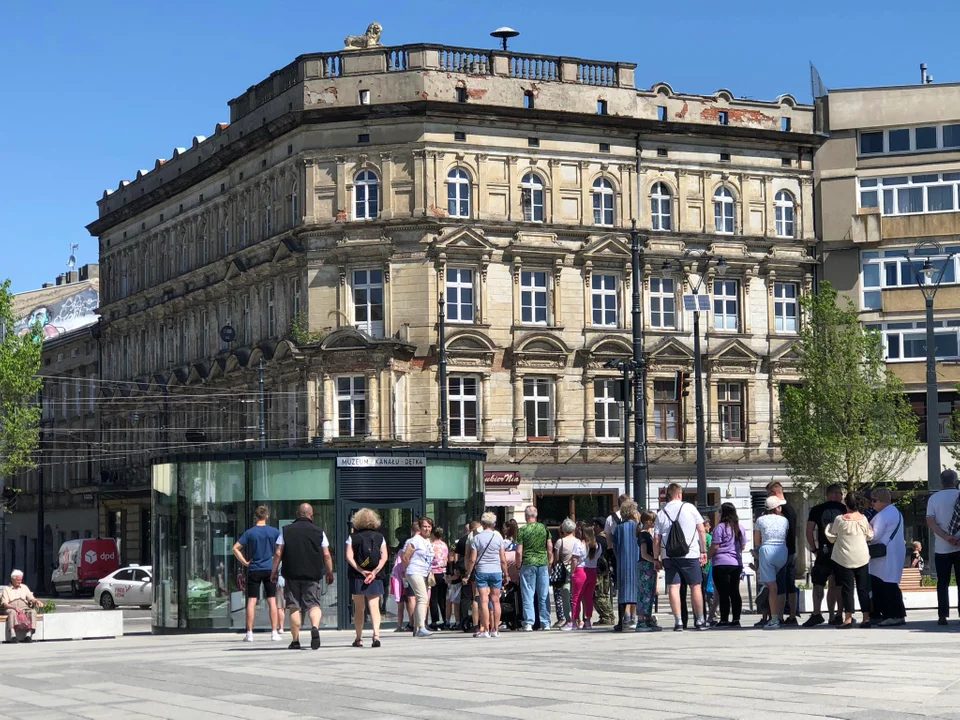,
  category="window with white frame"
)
[445,267,475,323]
[591,274,618,327]
[447,168,471,218]
[352,269,384,337]
[858,173,960,217]
[520,270,549,325]
[335,376,367,437]
[291,276,301,319]
[649,277,676,329]
[859,123,960,157]
[592,178,615,226]
[773,282,798,333]
[860,247,959,310]
[713,279,739,331]
[354,170,379,220]
[650,182,672,231]
[718,382,744,442]
[220,225,230,256]
[714,187,735,234]
[263,206,273,238]
[521,173,545,222]
[593,378,622,441]
[523,377,553,439]
[867,319,960,362]
[448,375,478,440]
[288,191,298,227]
[774,190,795,237]
[653,379,680,440]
